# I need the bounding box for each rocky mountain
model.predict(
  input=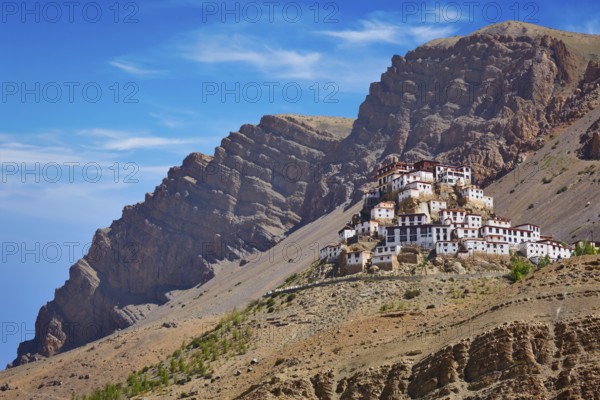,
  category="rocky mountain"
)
[12,21,600,367]
[12,115,354,365]
[338,21,600,185]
